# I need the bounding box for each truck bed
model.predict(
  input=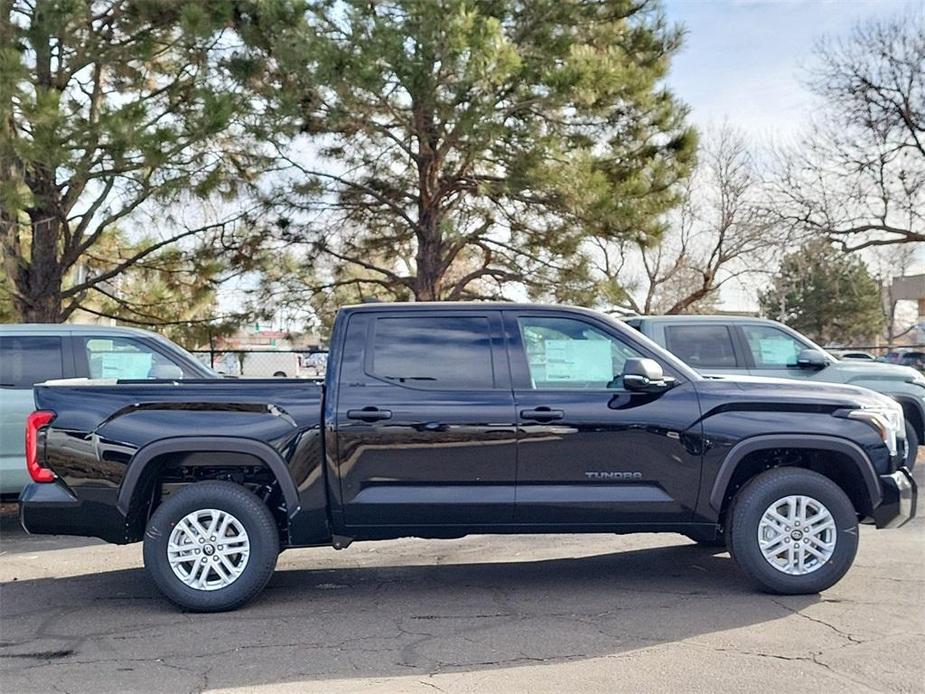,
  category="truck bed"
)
[27,379,327,544]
